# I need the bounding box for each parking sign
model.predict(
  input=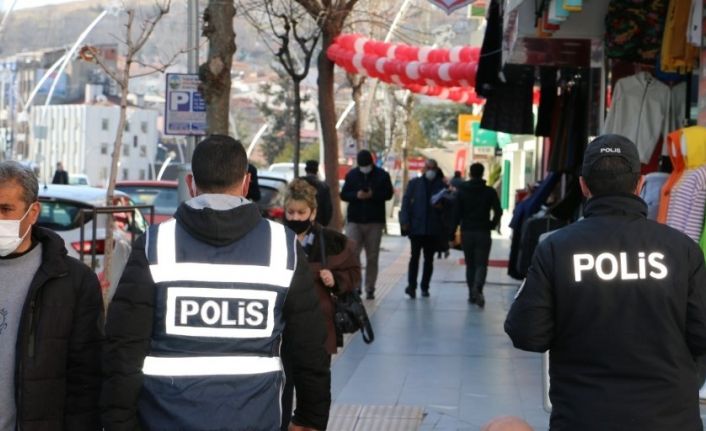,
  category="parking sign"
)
[165,74,207,135]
